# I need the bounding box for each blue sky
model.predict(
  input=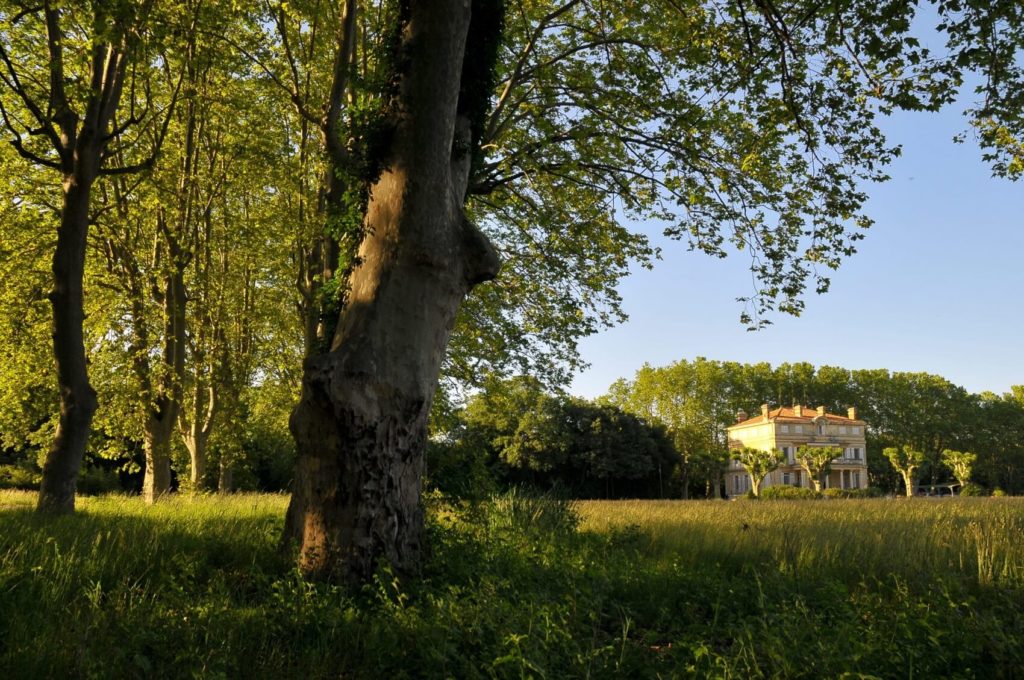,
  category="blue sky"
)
[570,100,1022,400]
